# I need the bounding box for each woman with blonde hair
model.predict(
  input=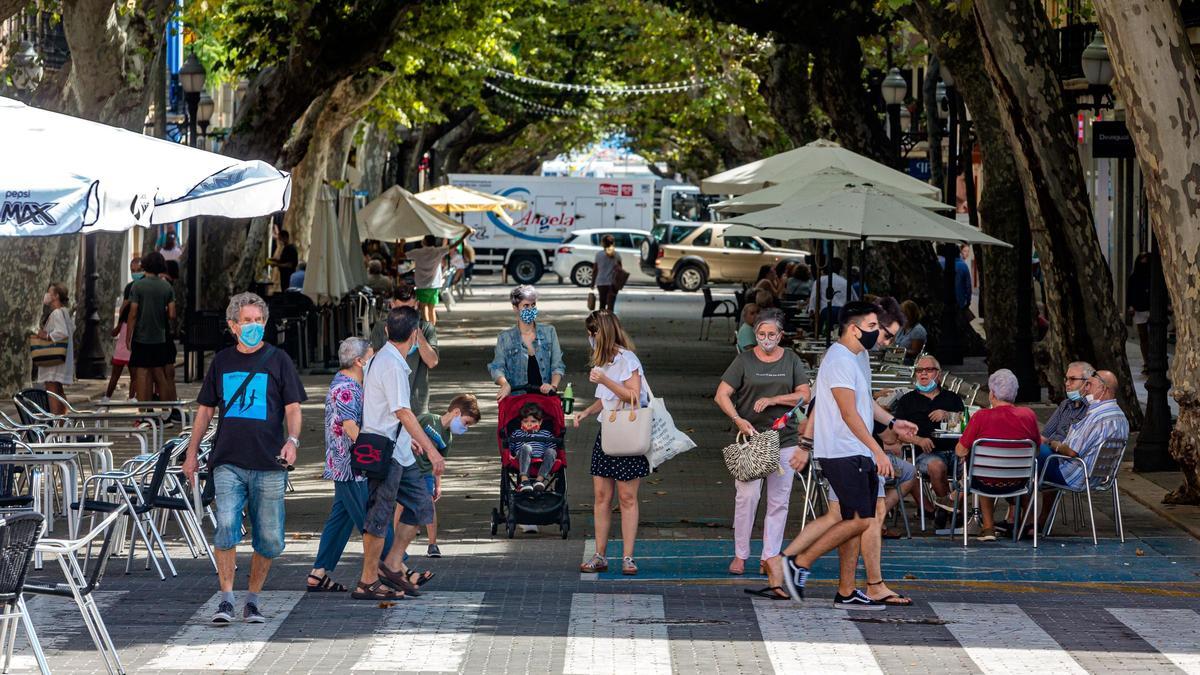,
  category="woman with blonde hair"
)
[574,310,651,575]
[591,234,622,312]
